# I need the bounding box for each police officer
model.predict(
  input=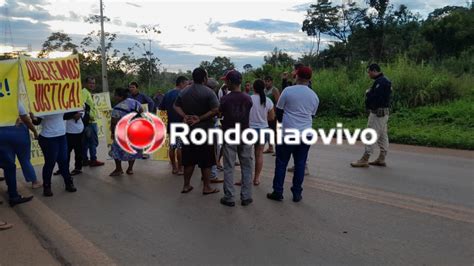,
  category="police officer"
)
[351,64,392,167]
